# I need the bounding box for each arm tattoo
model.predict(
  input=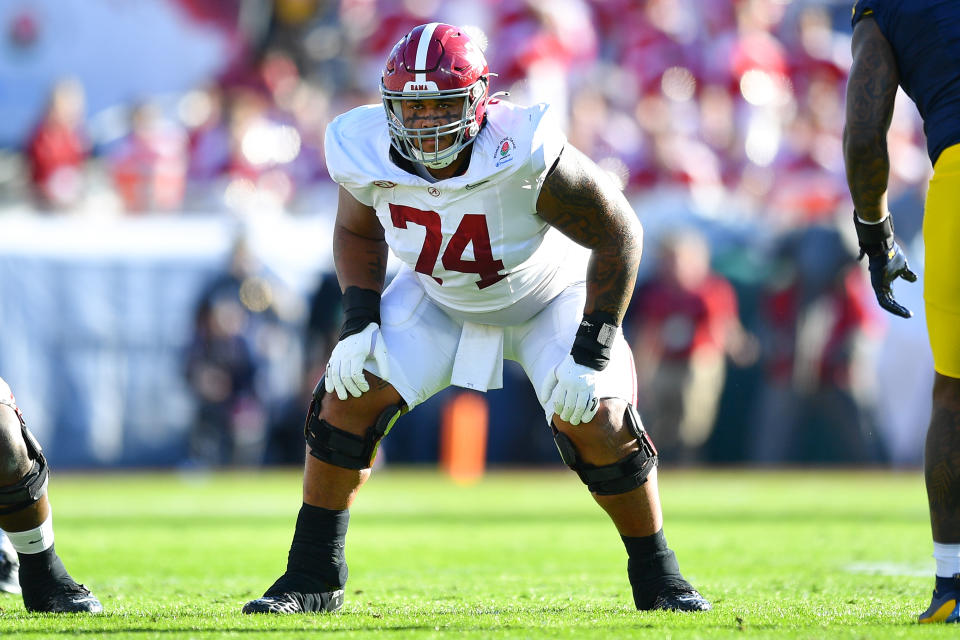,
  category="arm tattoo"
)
[362,242,387,284]
[332,223,388,291]
[537,146,642,322]
[843,18,900,221]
